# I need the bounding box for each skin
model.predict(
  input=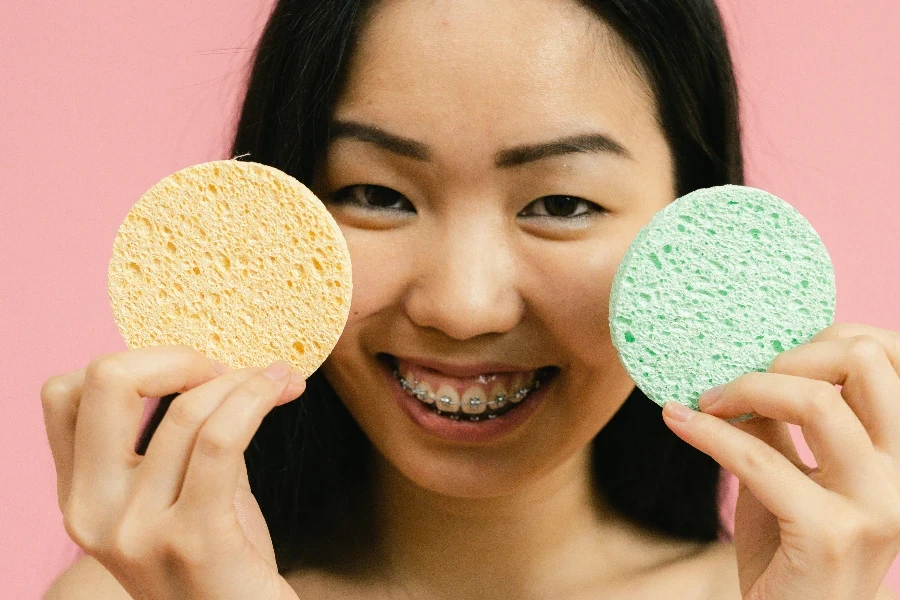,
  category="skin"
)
[313,0,696,597]
[40,0,900,598]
